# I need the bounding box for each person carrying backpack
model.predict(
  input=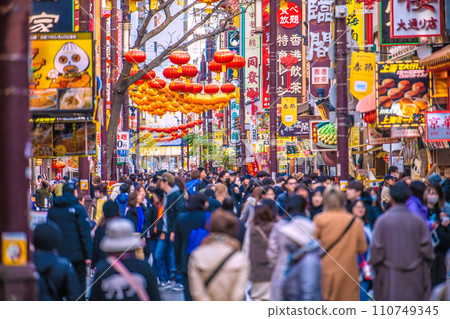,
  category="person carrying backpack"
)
[174,193,210,301]
[115,183,129,218]
[33,222,81,301]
